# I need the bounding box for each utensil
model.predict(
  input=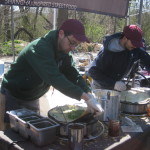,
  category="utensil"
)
[58,106,68,123]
